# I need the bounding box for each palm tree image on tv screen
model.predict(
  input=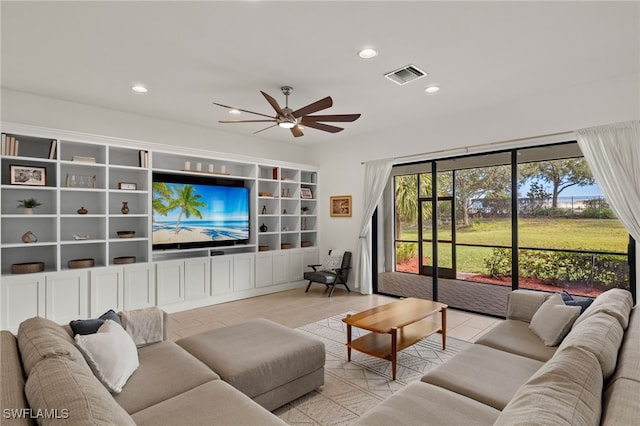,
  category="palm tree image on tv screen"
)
[152,180,249,249]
